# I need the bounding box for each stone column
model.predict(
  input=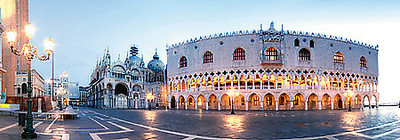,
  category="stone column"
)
[195,101,198,110]
[168,101,171,109]
[305,100,308,111]
[218,101,221,110]
[245,101,249,111]
[369,100,371,108]
[275,101,279,111]
[342,100,345,109]
[318,100,322,110]
[206,101,209,110]
[185,101,188,110]
[290,100,294,110]
[176,101,179,109]
[331,100,334,110]
[260,101,264,111]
